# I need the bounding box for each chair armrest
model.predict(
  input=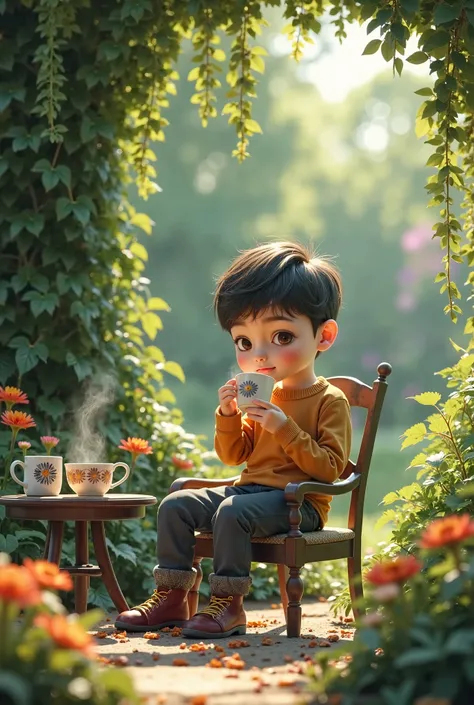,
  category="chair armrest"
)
[283,473,361,537]
[284,473,361,504]
[169,476,240,493]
